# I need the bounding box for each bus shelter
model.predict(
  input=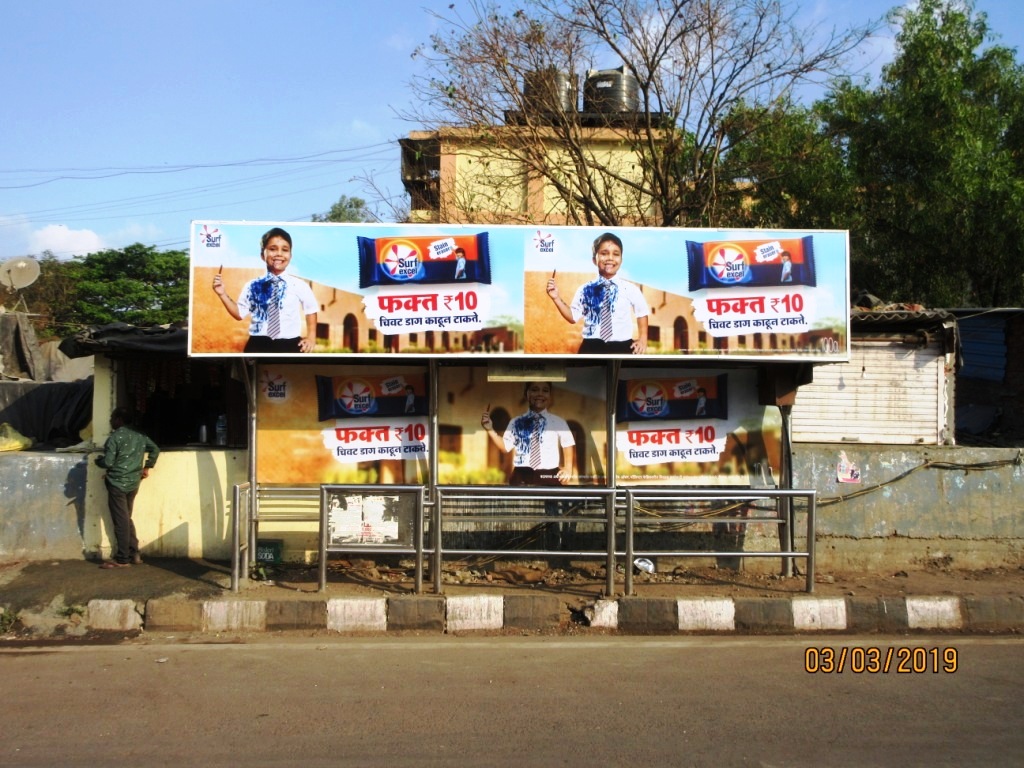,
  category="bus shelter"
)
[188,221,848,594]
